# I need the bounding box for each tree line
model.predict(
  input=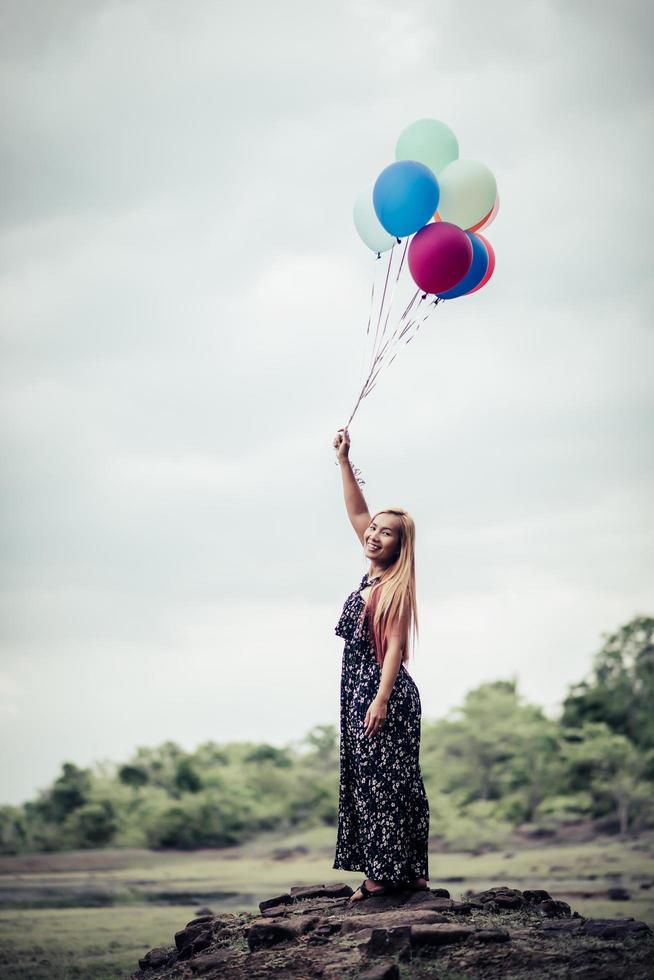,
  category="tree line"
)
[1,615,652,854]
